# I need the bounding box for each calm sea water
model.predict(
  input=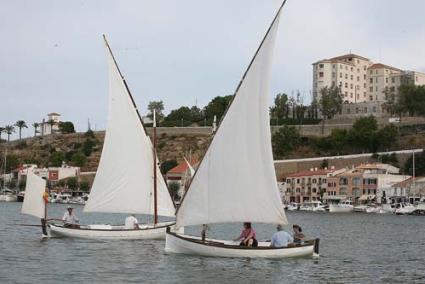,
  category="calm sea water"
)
[1,202,424,284]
